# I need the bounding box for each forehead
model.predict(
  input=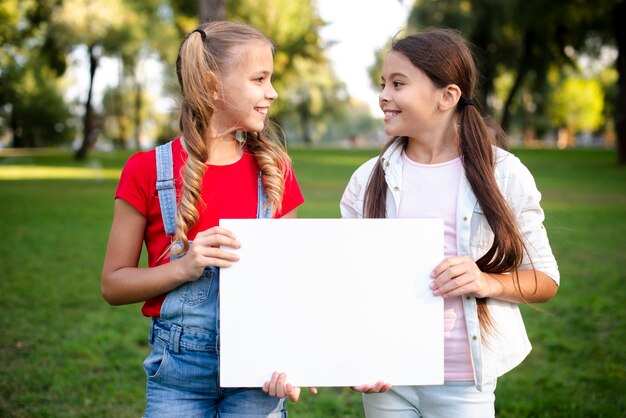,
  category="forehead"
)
[226,41,274,73]
[381,50,415,75]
